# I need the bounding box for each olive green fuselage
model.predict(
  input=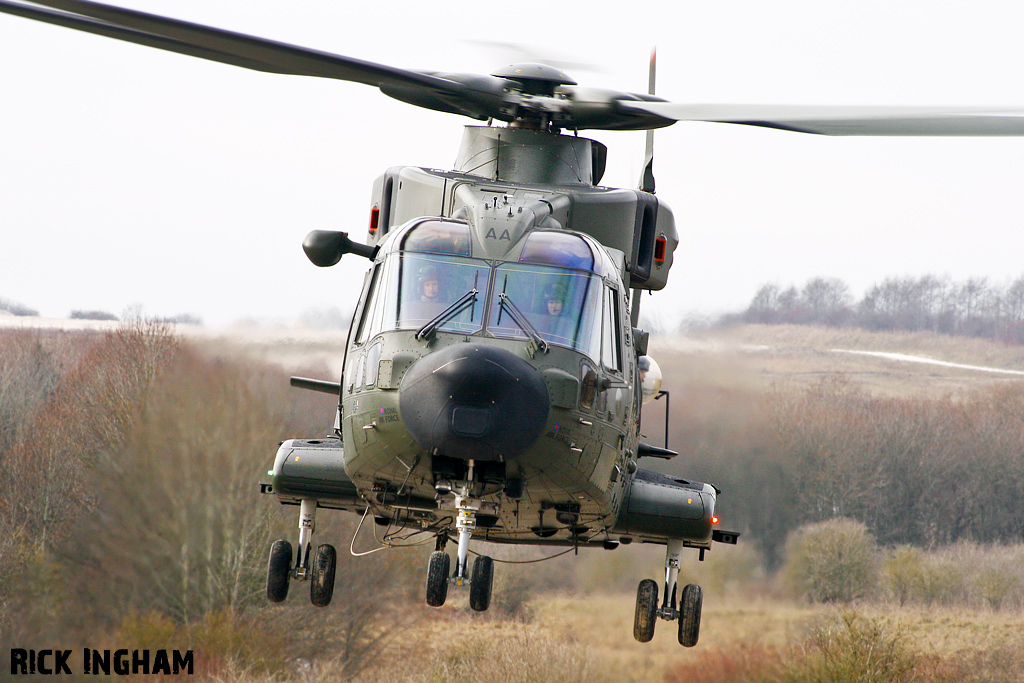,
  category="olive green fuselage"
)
[272,126,715,551]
